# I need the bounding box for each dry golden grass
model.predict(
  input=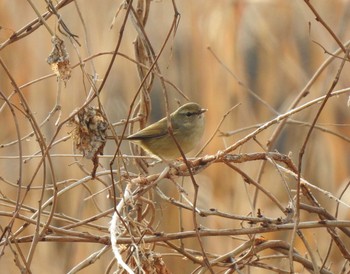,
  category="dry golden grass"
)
[1,1,350,273]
